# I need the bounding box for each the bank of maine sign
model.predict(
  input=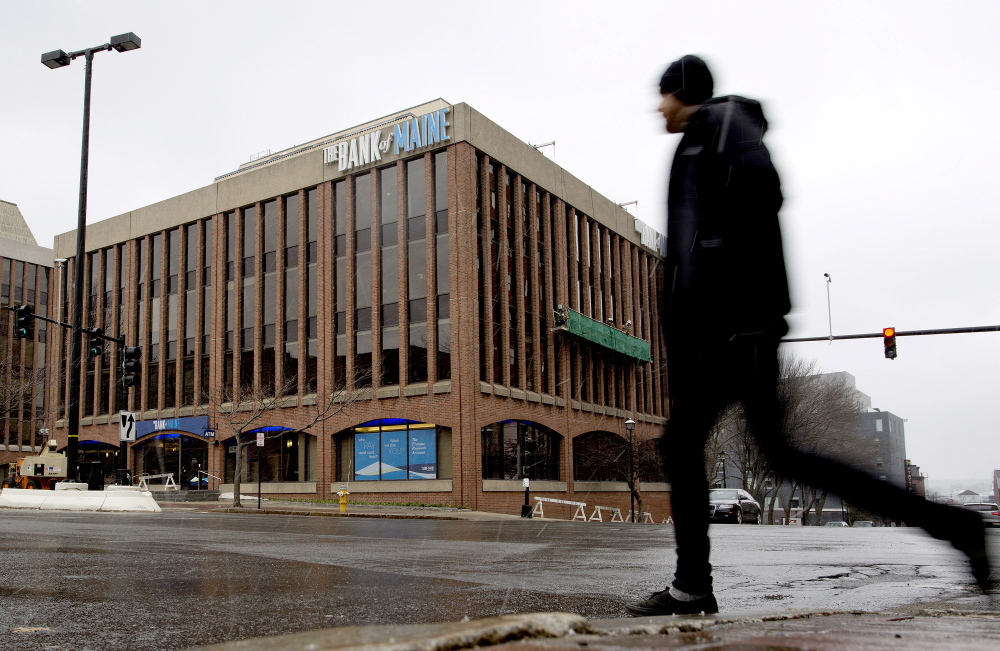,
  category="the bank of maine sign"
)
[323,107,451,172]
